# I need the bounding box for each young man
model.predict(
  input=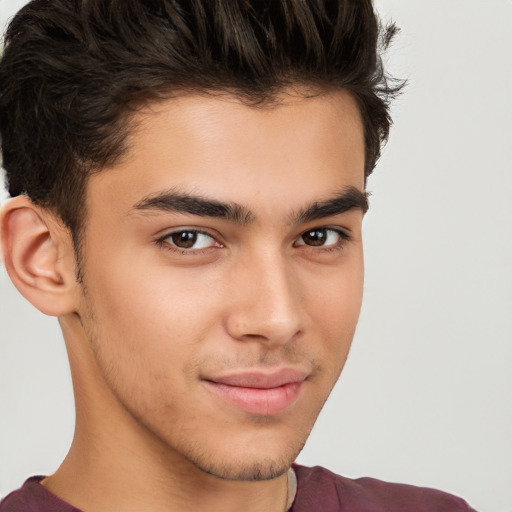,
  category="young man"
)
[0,1,476,511]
